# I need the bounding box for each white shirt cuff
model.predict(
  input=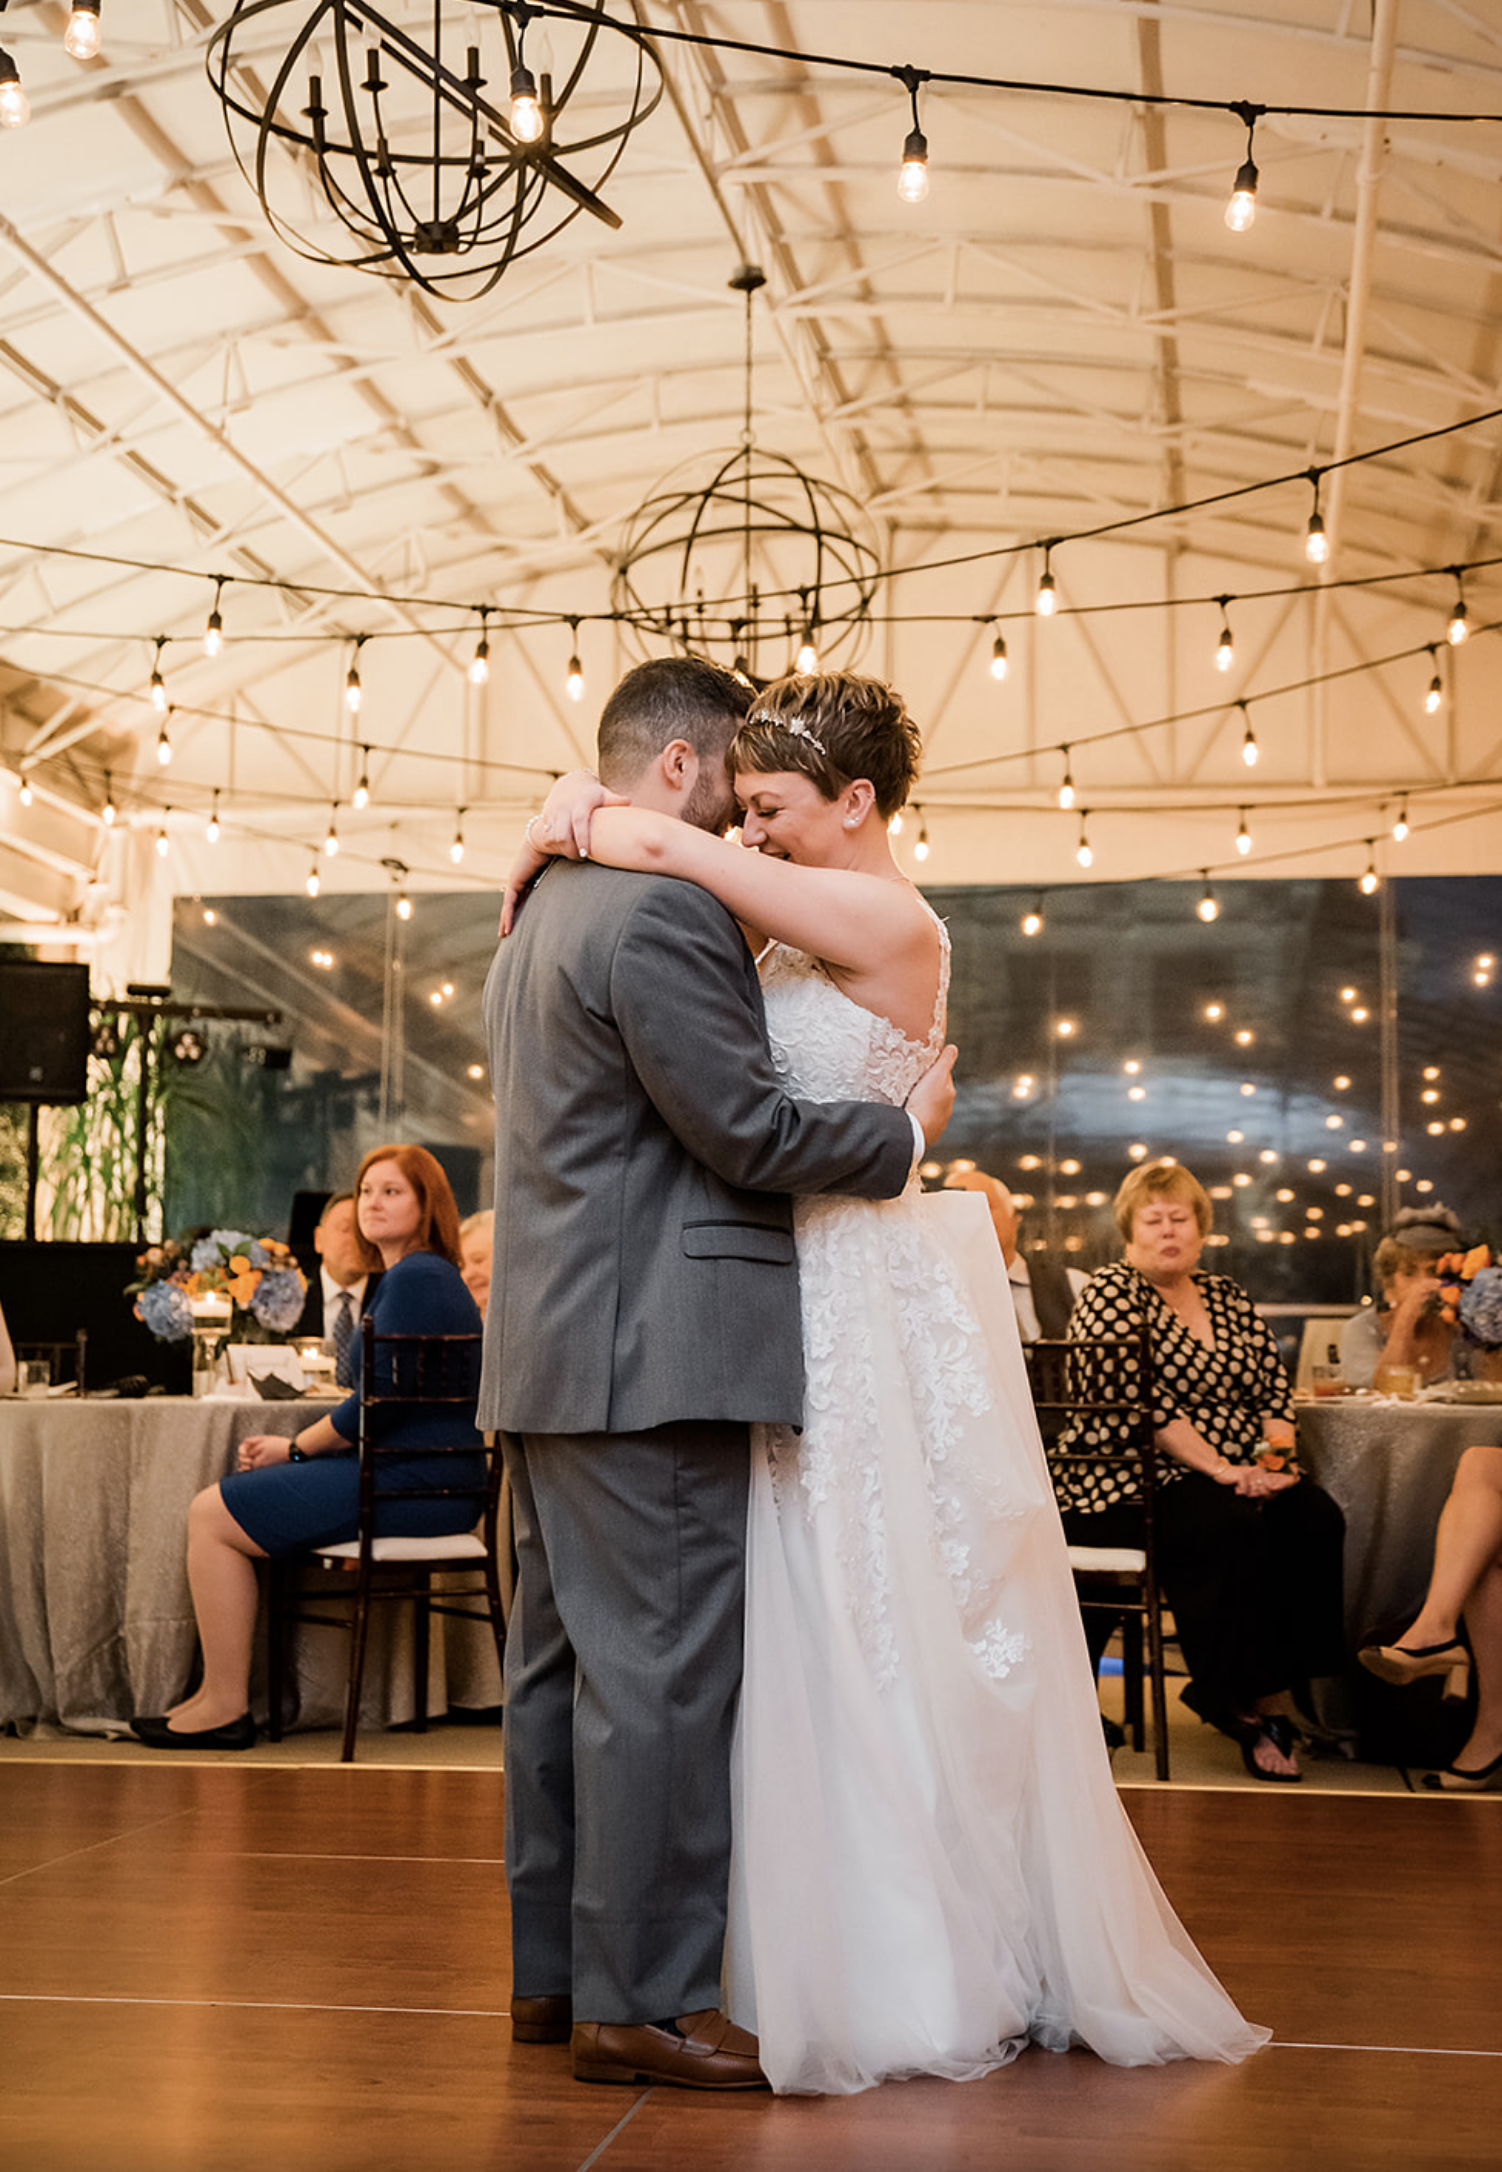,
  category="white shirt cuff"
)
[908,1111,926,1174]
